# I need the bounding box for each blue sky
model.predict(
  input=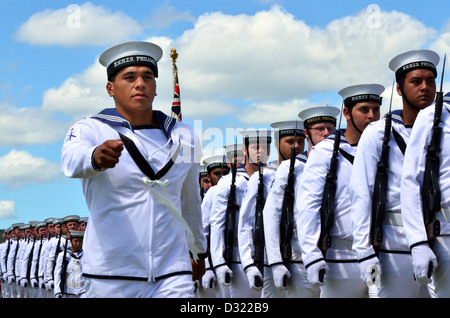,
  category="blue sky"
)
[0,0,449,229]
